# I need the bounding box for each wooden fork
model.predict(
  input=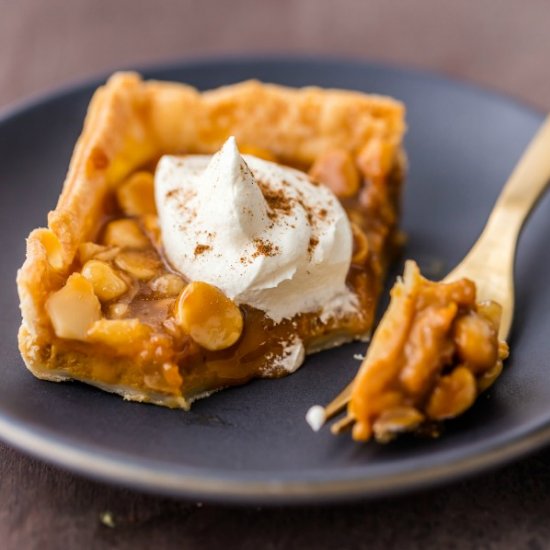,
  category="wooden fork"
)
[307,114,550,434]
